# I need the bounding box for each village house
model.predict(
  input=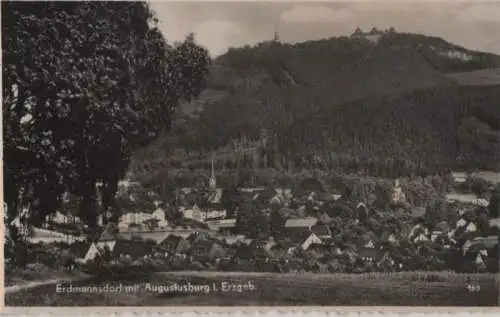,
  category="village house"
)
[285,227,323,251]
[355,232,378,250]
[472,198,489,208]
[451,172,468,184]
[446,192,478,204]
[376,251,400,271]
[182,204,205,223]
[189,239,227,262]
[462,236,498,272]
[152,208,168,227]
[456,217,468,228]
[118,212,157,228]
[427,221,448,241]
[411,227,430,243]
[299,232,323,251]
[270,241,296,257]
[118,213,136,230]
[204,209,227,221]
[358,247,381,264]
[45,211,82,226]
[311,223,332,239]
[206,218,237,236]
[158,235,191,255]
[381,230,400,244]
[118,228,172,244]
[222,235,249,246]
[473,250,489,272]
[410,206,426,222]
[463,236,498,254]
[28,227,86,245]
[293,177,329,199]
[270,188,293,206]
[465,222,477,233]
[84,231,153,262]
[489,218,500,230]
[244,237,278,255]
[252,187,277,204]
[391,179,406,204]
[308,241,336,255]
[311,261,330,273]
[205,188,225,210]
